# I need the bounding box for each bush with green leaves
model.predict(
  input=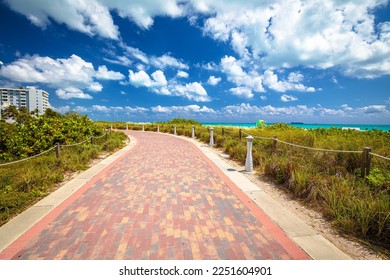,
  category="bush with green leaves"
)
[0,109,127,226]
[0,107,102,162]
